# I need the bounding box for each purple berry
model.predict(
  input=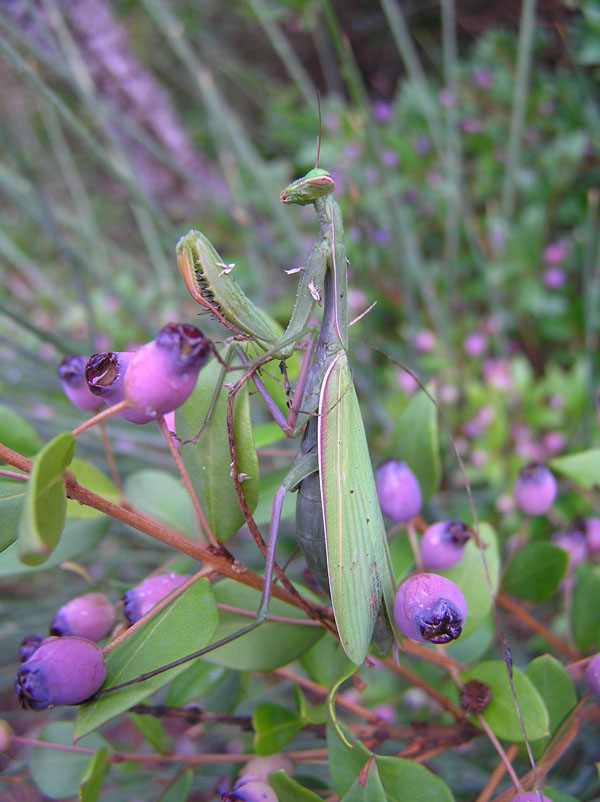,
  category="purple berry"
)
[50,592,115,642]
[19,634,44,662]
[421,521,472,570]
[58,355,102,411]
[238,755,294,785]
[222,780,278,802]
[15,636,106,710]
[513,463,557,516]
[376,460,422,523]
[85,351,153,424]
[583,517,600,553]
[393,573,467,644]
[123,572,191,624]
[552,523,588,570]
[510,794,552,802]
[585,653,600,696]
[124,323,210,419]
